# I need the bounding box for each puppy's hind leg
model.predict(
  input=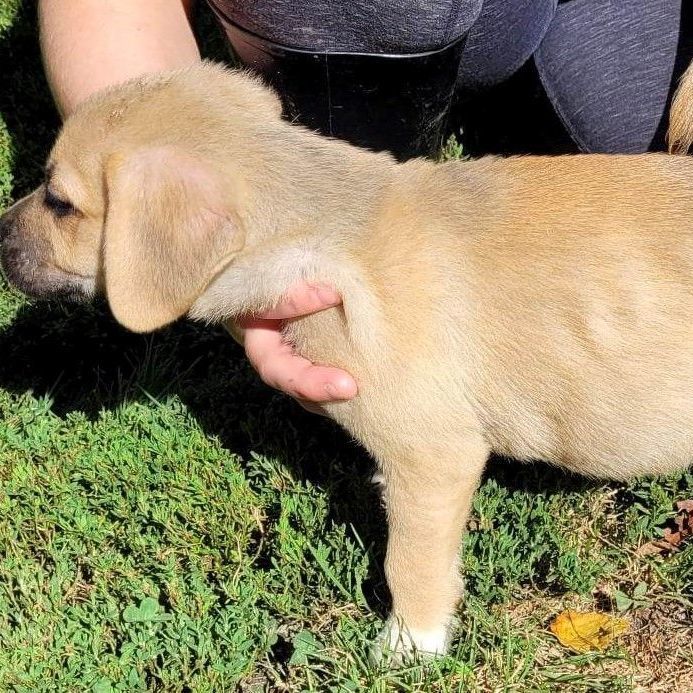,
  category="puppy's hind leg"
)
[371,431,489,664]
